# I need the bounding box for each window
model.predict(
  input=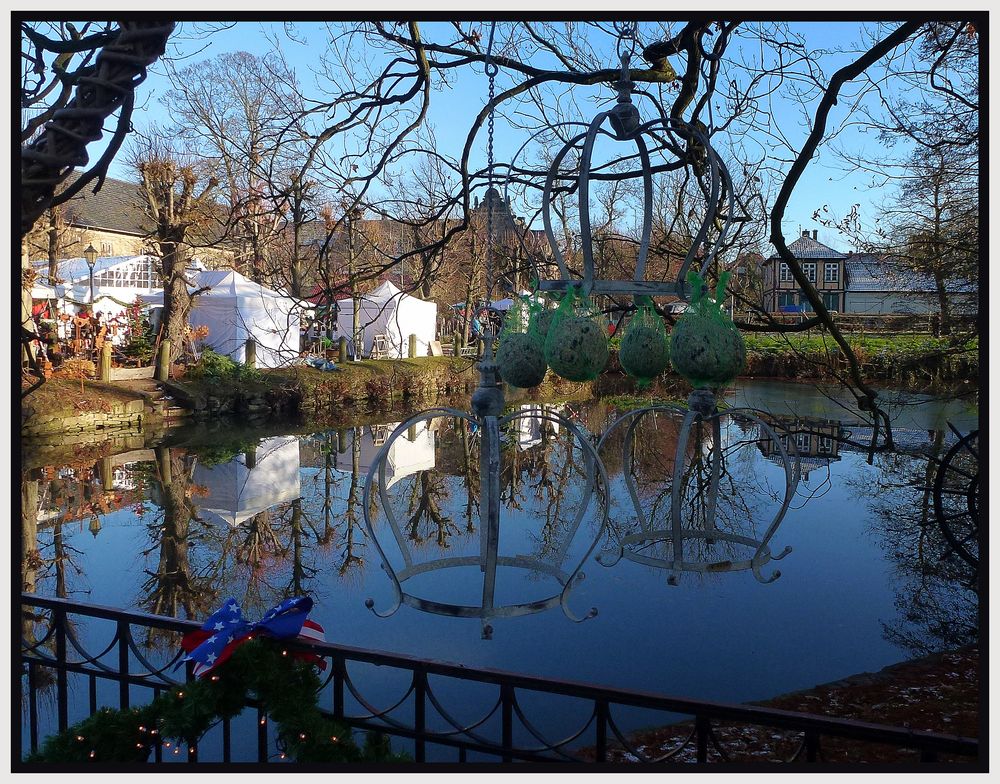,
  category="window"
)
[824,262,839,283]
[799,293,814,312]
[802,262,816,282]
[779,262,792,282]
[778,292,796,309]
[819,436,833,454]
[795,432,811,452]
[100,240,114,255]
[822,292,839,312]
